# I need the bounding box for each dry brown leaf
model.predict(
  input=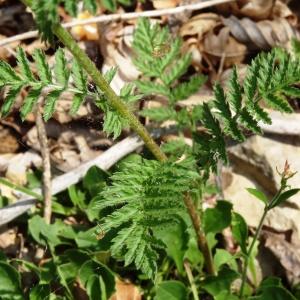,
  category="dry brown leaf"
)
[99,23,140,93]
[51,148,81,172]
[74,135,101,162]
[109,278,141,300]
[223,16,300,50]
[203,27,247,67]
[0,125,19,154]
[0,154,15,172]
[272,0,298,25]
[238,0,274,20]
[182,38,202,68]
[47,129,103,172]
[0,227,18,254]
[180,13,220,39]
